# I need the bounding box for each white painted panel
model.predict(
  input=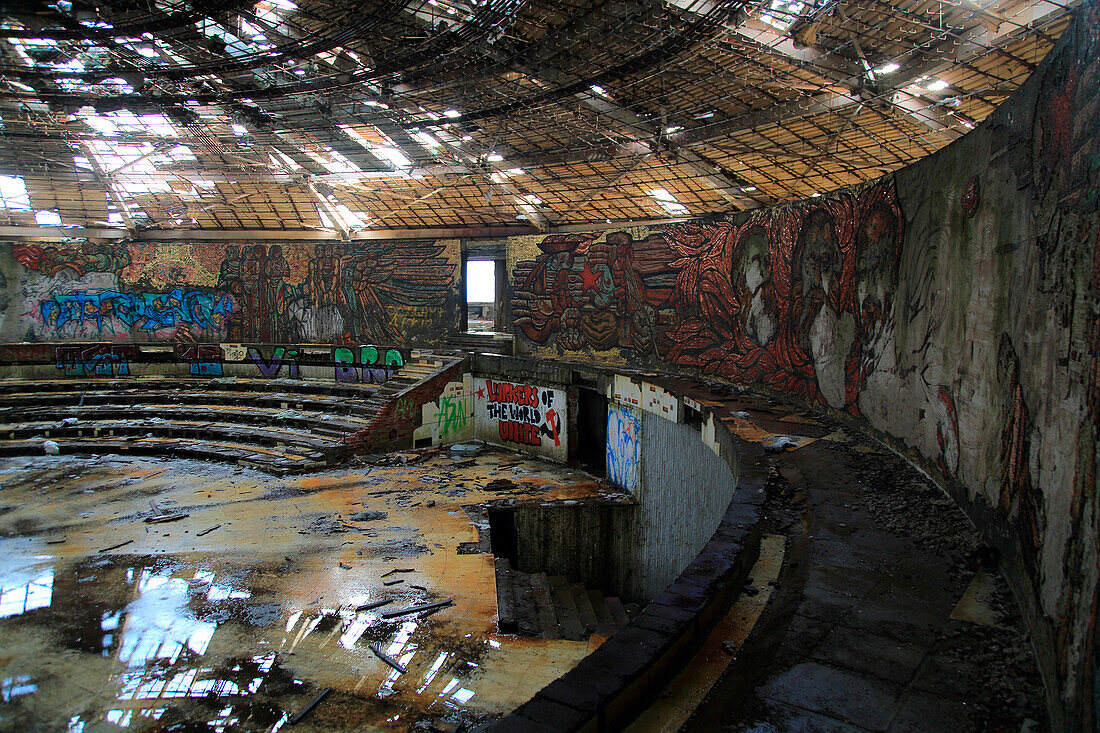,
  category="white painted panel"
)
[473,377,568,461]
